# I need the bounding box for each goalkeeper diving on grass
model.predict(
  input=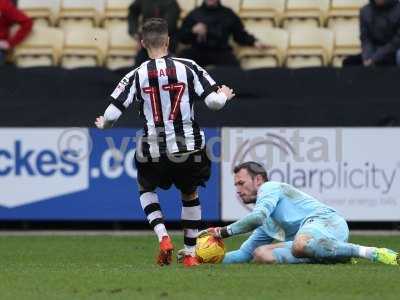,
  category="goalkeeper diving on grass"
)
[200,161,399,265]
